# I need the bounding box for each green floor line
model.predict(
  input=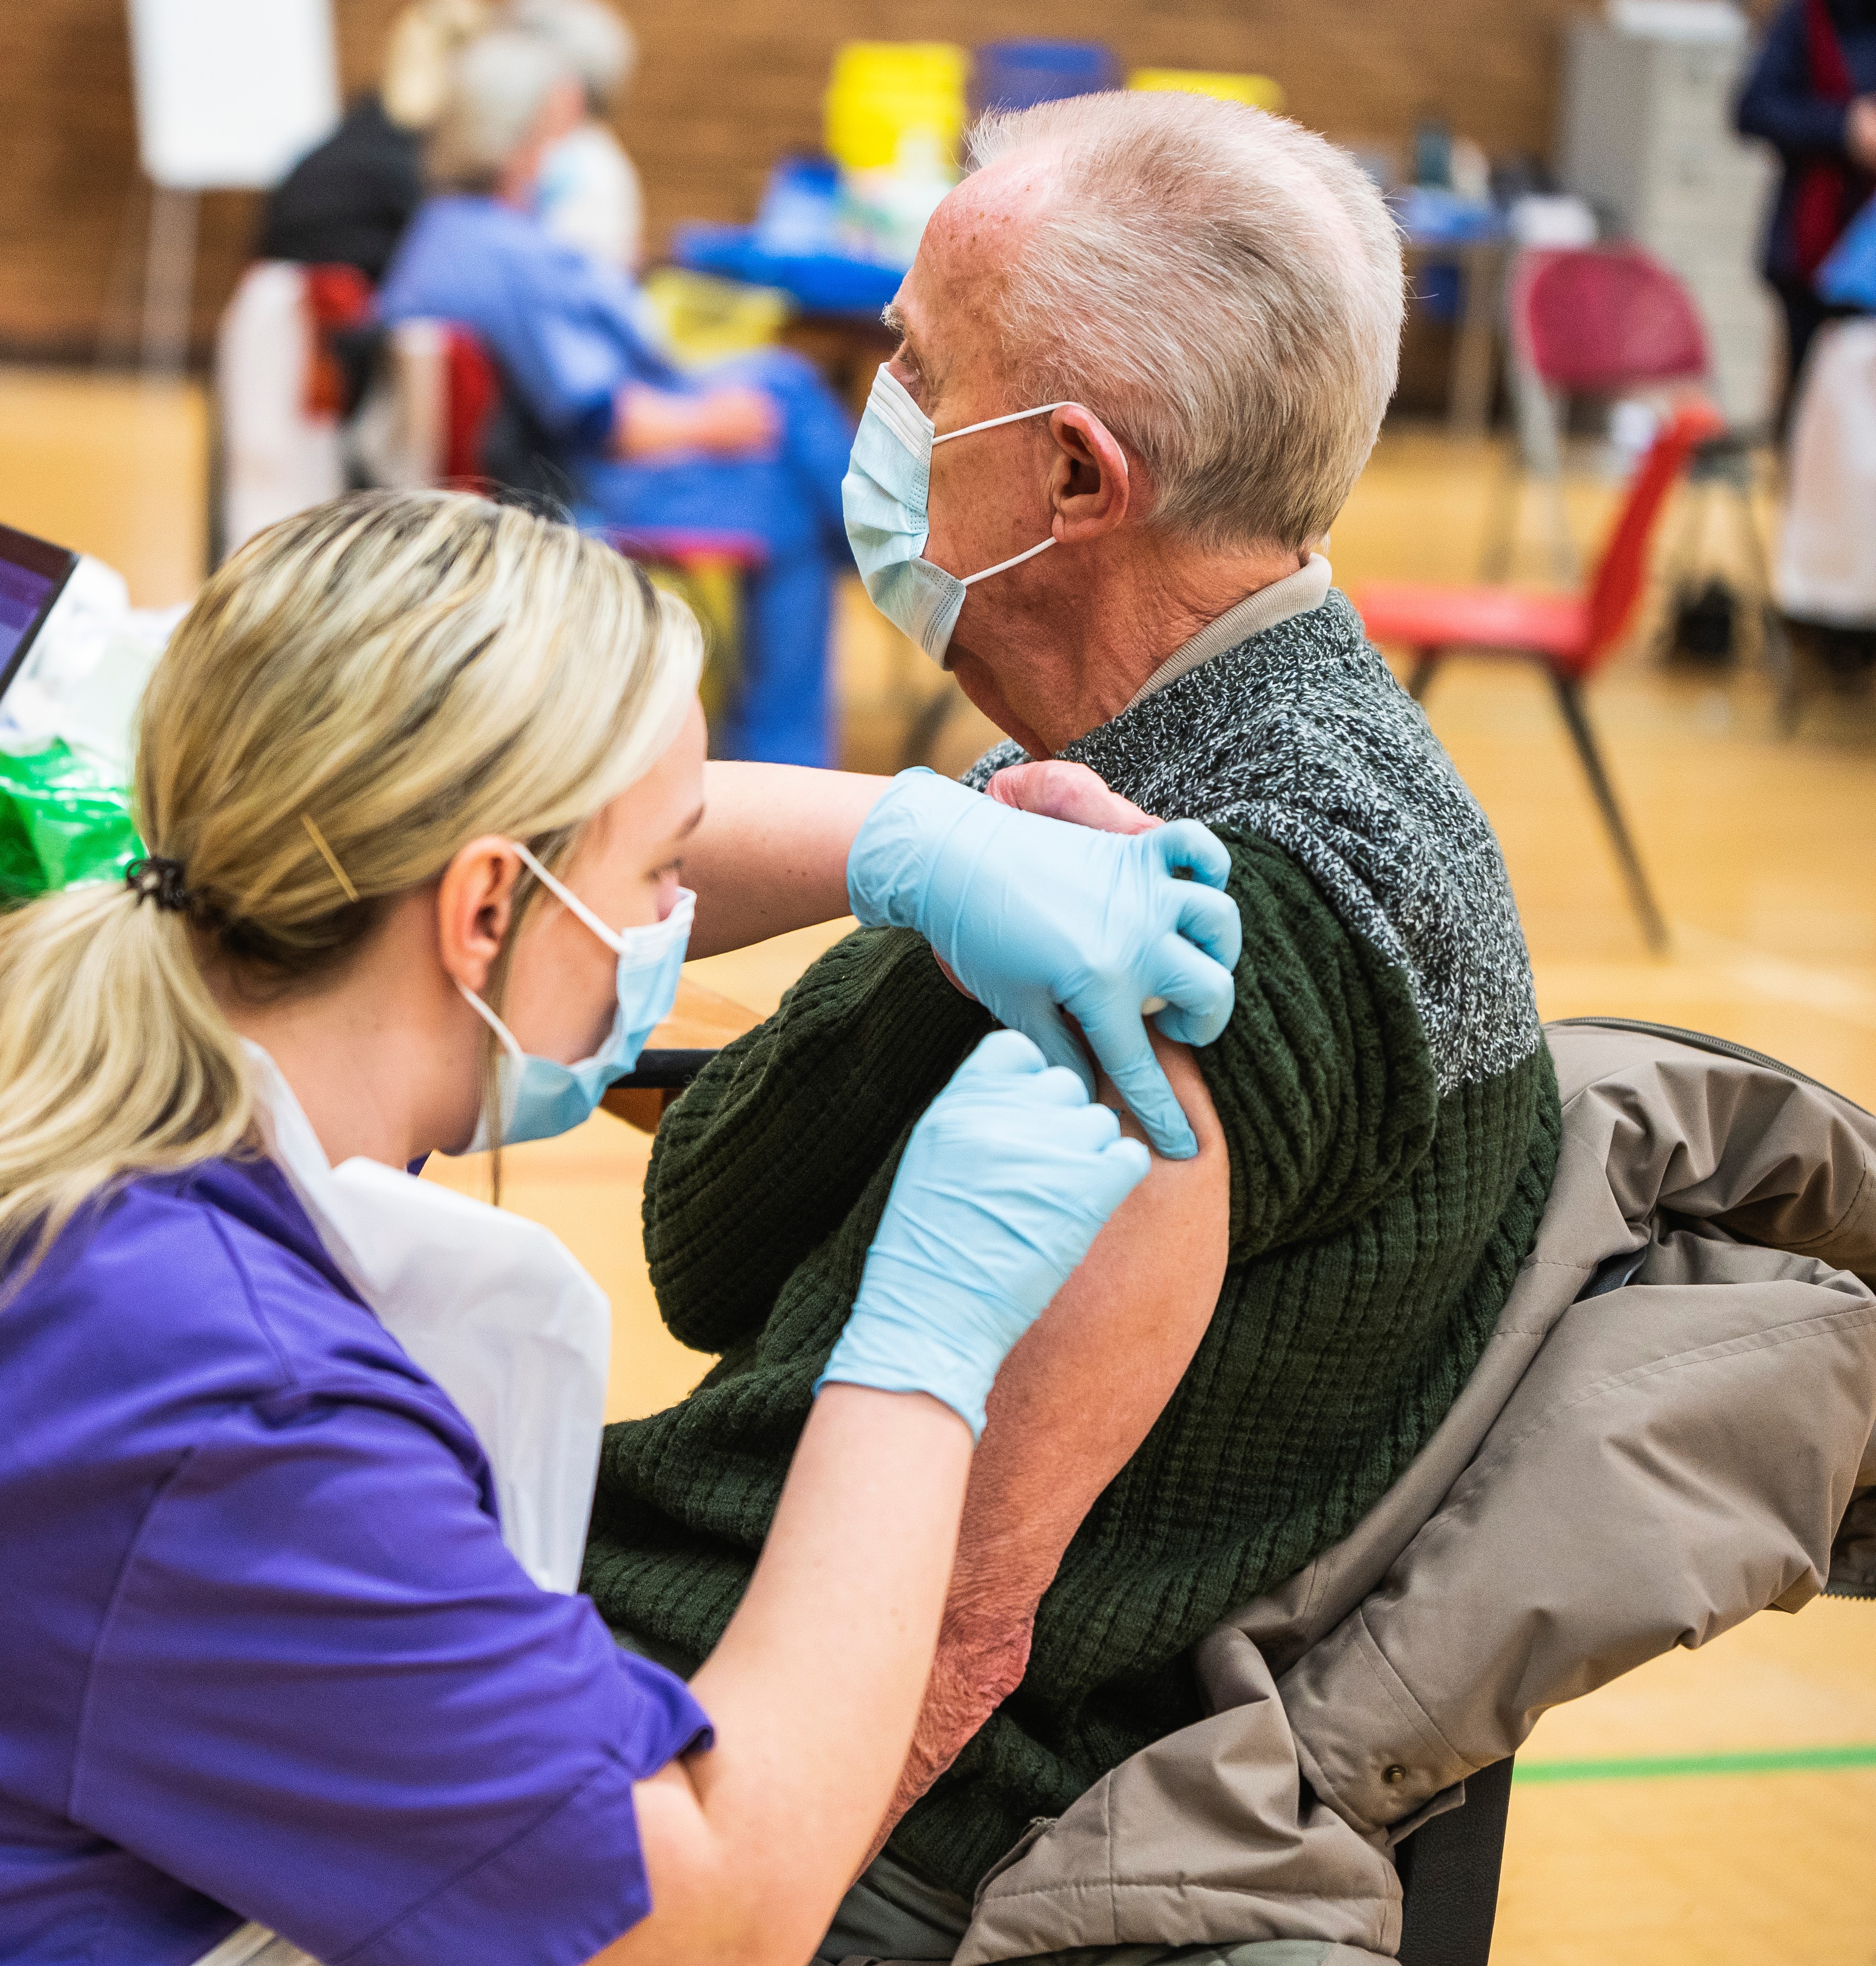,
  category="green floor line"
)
[1514,1744,1876,1784]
